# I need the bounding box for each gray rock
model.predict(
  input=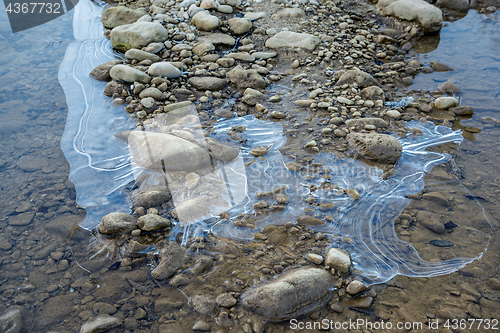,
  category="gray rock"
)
[0,309,22,333]
[137,214,171,231]
[438,81,461,94]
[125,49,160,62]
[435,0,469,11]
[417,211,445,234]
[188,77,228,90]
[192,320,210,331]
[98,212,137,235]
[130,188,171,208]
[265,31,321,51]
[16,155,49,172]
[189,295,218,315]
[216,58,235,67]
[347,132,403,164]
[203,137,239,162]
[191,11,221,31]
[111,22,169,52]
[228,18,252,35]
[110,64,151,83]
[346,281,368,295]
[345,118,388,128]
[227,52,255,62]
[376,0,443,33]
[252,51,277,59]
[217,4,233,13]
[198,33,236,46]
[241,268,334,321]
[272,8,305,18]
[90,60,123,81]
[101,6,145,29]
[241,87,266,106]
[139,87,165,100]
[450,106,473,116]
[148,62,182,78]
[192,42,215,56]
[325,248,351,273]
[244,11,267,20]
[361,86,385,101]
[152,242,185,279]
[127,131,212,171]
[8,212,34,226]
[227,65,266,89]
[0,236,12,251]
[80,315,122,333]
[216,293,237,307]
[336,70,380,88]
[104,80,127,97]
